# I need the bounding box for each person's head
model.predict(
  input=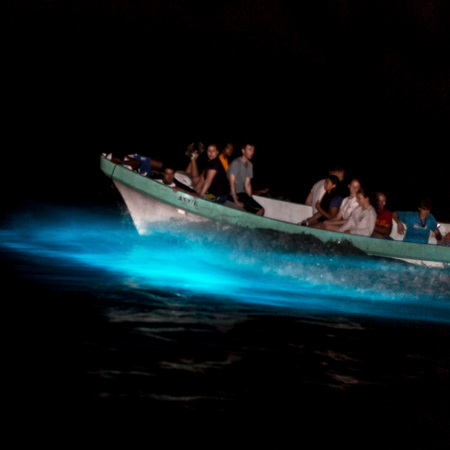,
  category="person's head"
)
[241,143,255,161]
[206,143,220,160]
[418,198,432,219]
[329,165,345,182]
[324,175,340,193]
[162,167,175,185]
[222,142,234,157]
[348,178,361,197]
[375,191,387,211]
[356,187,371,208]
